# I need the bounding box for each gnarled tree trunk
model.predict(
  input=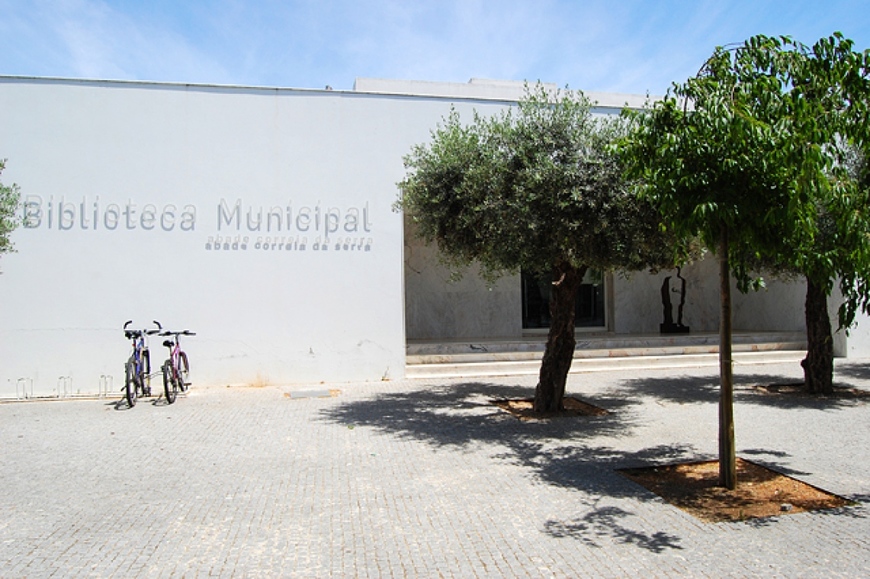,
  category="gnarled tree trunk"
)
[534,262,585,413]
[802,277,834,395]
